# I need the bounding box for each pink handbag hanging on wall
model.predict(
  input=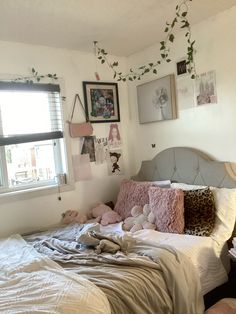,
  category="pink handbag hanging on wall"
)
[68,94,93,138]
